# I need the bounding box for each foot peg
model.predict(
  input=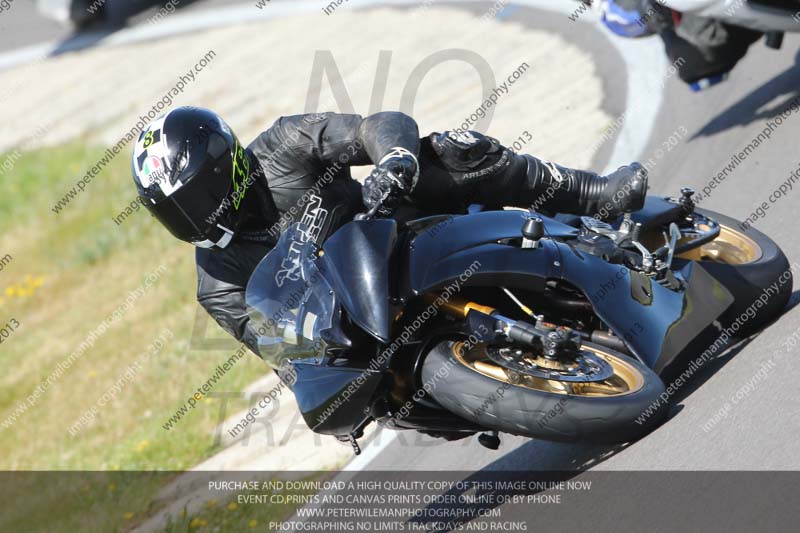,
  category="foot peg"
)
[478,431,501,450]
